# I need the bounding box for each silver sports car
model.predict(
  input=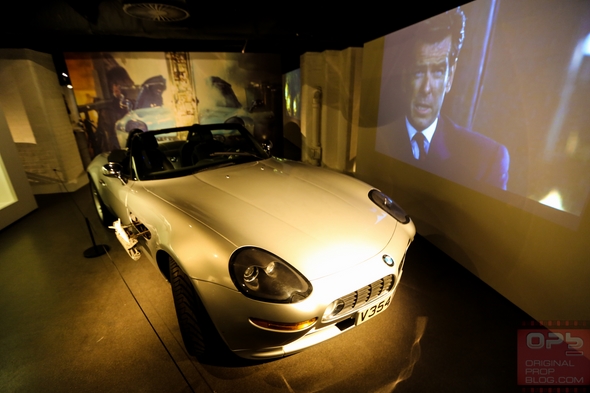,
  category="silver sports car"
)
[87,123,415,360]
